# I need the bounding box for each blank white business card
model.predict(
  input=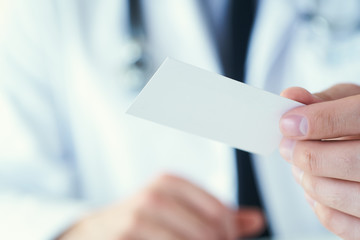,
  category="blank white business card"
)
[127,58,303,155]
